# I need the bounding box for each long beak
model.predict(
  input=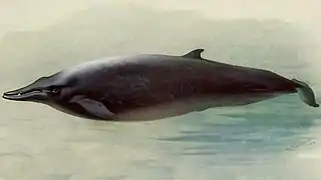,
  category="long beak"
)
[2,84,47,102]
